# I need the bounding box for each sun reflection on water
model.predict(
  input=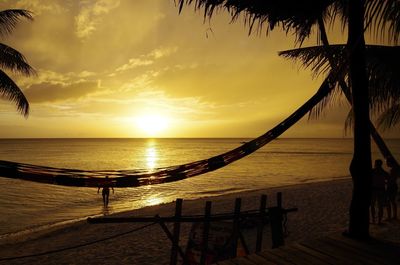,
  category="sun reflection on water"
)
[145,196,164,206]
[145,141,158,169]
